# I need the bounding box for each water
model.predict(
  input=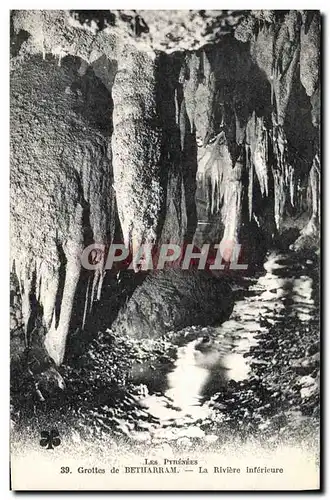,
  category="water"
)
[129,251,319,437]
